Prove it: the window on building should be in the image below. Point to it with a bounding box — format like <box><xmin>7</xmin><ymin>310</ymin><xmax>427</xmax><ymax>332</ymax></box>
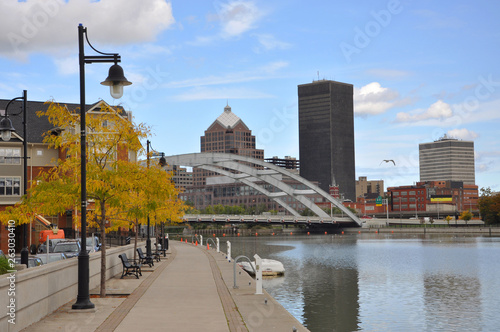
<box><xmin>0</xmin><ymin>148</ymin><xmax>21</xmax><ymax>165</ymax></box>
<box><xmin>0</xmin><ymin>177</ymin><xmax>21</xmax><ymax>196</ymax></box>
<box><xmin>409</xmin><ymin>191</ymin><xmax>416</xmax><ymax>195</ymax></box>
<box><xmin>393</xmin><ymin>192</ymin><xmax>399</xmax><ymax>196</ymax></box>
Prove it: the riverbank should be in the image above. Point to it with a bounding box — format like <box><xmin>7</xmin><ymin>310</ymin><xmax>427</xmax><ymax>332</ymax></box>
<box><xmin>343</xmin><ymin>226</ymin><xmax>500</xmax><ymax>235</ymax></box>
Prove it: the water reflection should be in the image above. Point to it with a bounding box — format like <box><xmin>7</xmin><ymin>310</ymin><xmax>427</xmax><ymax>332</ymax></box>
<box><xmin>227</xmin><ymin>234</ymin><xmax>500</xmax><ymax>332</ymax></box>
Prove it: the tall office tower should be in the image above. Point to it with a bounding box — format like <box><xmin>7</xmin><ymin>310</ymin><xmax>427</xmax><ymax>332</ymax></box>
<box><xmin>419</xmin><ymin>135</ymin><xmax>475</xmax><ymax>184</ymax></box>
<box><xmin>298</xmin><ymin>80</ymin><xmax>356</xmax><ymax>200</ymax></box>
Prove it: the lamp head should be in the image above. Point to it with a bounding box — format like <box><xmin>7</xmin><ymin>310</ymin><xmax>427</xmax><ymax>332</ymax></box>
<box><xmin>159</xmin><ymin>156</ymin><xmax>166</xmax><ymax>167</ymax></box>
<box><xmin>100</xmin><ymin>64</ymin><xmax>132</xmax><ymax>99</ymax></box>
<box><xmin>0</xmin><ymin>116</ymin><xmax>16</xmax><ymax>141</ymax></box>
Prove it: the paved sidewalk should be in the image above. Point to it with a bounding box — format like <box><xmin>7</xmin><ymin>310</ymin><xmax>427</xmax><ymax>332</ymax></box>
<box><xmin>21</xmin><ymin>241</ymin><xmax>308</xmax><ymax>332</ymax></box>
<box><xmin>114</xmin><ymin>243</ymin><xmax>230</xmax><ymax>332</ymax></box>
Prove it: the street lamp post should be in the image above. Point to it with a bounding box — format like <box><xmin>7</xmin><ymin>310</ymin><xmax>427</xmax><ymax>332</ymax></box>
<box><xmin>73</xmin><ymin>24</ymin><xmax>131</xmax><ymax>310</ymax></box>
<box><xmin>146</xmin><ymin>140</ymin><xmax>152</xmax><ymax>260</ymax></box>
<box><xmin>145</xmin><ymin>141</ymin><xmax>166</xmax><ymax>261</ymax></box>
<box><xmin>0</xmin><ymin>90</ymin><xmax>29</xmax><ymax>267</ymax></box>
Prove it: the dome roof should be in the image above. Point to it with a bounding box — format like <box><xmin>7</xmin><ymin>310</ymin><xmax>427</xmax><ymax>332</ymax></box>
<box><xmin>215</xmin><ymin>104</ymin><xmax>241</xmax><ymax>129</ymax></box>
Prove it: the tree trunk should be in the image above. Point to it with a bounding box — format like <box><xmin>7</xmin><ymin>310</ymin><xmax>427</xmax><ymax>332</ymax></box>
<box><xmin>134</xmin><ymin>219</ymin><xmax>138</xmax><ymax>261</ymax></box>
<box><xmin>100</xmin><ymin>201</ymin><xmax>107</xmax><ymax>298</ymax></box>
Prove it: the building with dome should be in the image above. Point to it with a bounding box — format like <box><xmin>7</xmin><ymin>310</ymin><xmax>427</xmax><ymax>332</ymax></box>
<box><xmin>193</xmin><ymin>104</ymin><xmax>264</xmax><ymax>187</ymax></box>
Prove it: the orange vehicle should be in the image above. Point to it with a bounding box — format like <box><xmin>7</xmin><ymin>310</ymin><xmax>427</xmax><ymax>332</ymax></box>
<box><xmin>39</xmin><ymin>229</ymin><xmax>65</xmax><ymax>244</ymax></box>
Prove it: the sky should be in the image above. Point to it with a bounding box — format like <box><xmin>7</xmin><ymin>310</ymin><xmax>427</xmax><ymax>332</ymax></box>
<box><xmin>1</xmin><ymin>0</ymin><xmax>499</xmax><ymax>192</ymax></box>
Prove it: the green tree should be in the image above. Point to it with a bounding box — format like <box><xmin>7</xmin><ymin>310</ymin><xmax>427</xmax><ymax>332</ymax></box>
<box><xmin>478</xmin><ymin>187</ymin><xmax>500</xmax><ymax>225</ymax></box>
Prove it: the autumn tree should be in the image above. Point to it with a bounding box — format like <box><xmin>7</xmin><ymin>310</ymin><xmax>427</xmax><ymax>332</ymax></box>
<box><xmin>460</xmin><ymin>210</ymin><xmax>473</xmax><ymax>225</ymax></box>
<box><xmin>1</xmin><ymin>101</ymin><xmax>184</xmax><ymax>297</ymax></box>
<box><xmin>478</xmin><ymin>187</ymin><xmax>500</xmax><ymax>225</ymax></box>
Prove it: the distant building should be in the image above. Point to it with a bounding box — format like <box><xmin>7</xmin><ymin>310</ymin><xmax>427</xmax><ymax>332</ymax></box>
<box><xmin>387</xmin><ymin>181</ymin><xmax>478</xmax><ymax>215</ymax></box>
<box><xmin>356</xmin><ymin>176</ymin><xmax>384</xmax><ymax>198</ymax></box>
<box><xmin>265</xmin><ymin>156</ymin><xmax>299</xmax><ymax>172</ymax></box>
<box><xmin>193</xmin><ymin>104</ymin><xmax>264</xmax><ymax>187</ymax></box>
<box><xmin>298</xmin><ymin>80</ymin><xmax>355</xmax><ymax>200</ymax></box>
<box><xmin>419</xmin><ymin>135</ymin><xmax>475</xmax><ymax>185</ymax></box>
<box><xmin>160</xmin><ymin>164</ymin><xmax>193</xmax><ymax>189</ymax></box>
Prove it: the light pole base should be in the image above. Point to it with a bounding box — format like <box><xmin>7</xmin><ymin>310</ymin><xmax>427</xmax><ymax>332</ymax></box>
<box><xmin>72</xmin><ymin>253</ymin><xmax>95</xmax><ymax>310</ymax></box>
<box><xmin>20</xmin><ymin>247</ymin><xmax>29</xmax><ymax>268</ymax></box>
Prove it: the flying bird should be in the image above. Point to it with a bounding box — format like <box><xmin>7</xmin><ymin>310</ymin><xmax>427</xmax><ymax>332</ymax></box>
<box><xmin>380</xmin><ymin>159</ymin><xmax>396</xmax><ymax>166</ymax></box>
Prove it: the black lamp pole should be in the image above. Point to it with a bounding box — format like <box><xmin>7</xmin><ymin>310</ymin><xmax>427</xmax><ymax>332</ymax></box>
<box><xmin>146</xmin><ymin>140</ymin><xmax>152</xmax><ymax>259</ymax></box>
<box><xmin>0</xmin><ymin>90</ymin><xmax>29</xmax><ymax>267</ymax></box>
<box><xmin>73</xmin><ymin>24</ymin><xmax>131</xmax><ymax>310</ymax></box>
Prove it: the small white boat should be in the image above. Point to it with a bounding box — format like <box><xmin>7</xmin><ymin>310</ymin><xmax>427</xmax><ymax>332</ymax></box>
<box><xmin>238</xmin><ymin>259</ymin><xmax>285</xmax><ymax>277</ymax></box>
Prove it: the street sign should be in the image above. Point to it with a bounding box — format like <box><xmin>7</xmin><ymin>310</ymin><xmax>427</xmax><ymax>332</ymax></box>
<box><xmin>376</xmin><ymin>196</ymin><xmax>383</xmax><ymax>206</ymax></box>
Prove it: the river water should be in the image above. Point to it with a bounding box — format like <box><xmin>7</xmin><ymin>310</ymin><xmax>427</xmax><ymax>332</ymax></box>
<box><xmin>226</xmin><ymin>233</ymin><xmax>500</xmax><ymax>332</ymax></box>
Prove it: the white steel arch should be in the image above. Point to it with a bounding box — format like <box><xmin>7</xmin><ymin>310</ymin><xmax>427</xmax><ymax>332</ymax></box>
<box><xmin>165</xmin><ymin>153</ymin><xmax>361</xmax><ymax>226</ymax></box>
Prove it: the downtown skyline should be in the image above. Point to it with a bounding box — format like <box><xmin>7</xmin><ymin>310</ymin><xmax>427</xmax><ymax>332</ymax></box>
<box><xmin>0</xmin><ymin>0</ymin><xmax>499</xmax><ymax>191</ymax></box>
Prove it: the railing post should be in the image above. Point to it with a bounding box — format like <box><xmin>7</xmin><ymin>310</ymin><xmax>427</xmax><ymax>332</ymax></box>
<box><xmin>254</xmin><ymin>254</ymin><xmax>263</xmax><ymax>295</ymax></box>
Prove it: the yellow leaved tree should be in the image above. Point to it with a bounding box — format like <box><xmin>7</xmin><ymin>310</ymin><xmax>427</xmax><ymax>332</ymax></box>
<box><xmin>1</xmin><ymin>101</ymin><xmax>185</xmax><ymax>297</ymax></box>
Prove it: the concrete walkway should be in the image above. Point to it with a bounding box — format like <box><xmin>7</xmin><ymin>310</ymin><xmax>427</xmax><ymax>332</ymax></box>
<box><xmin>22</xmin><ymin>241</ymin><xmax>308</xmax><ymax>332</ymax></box>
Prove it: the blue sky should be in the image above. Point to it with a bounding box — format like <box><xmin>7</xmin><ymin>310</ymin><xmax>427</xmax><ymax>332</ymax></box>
<box><xmin>1</xmin><ymin>0</ymin><xmax>499</xmax><ymax>191</ymax></box>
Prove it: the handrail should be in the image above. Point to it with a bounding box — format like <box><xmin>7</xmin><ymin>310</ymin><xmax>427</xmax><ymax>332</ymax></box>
<box><xmin>233</xmin><ymin>255</ymin><xmax>256</xmax><ymax>289</ymax></box>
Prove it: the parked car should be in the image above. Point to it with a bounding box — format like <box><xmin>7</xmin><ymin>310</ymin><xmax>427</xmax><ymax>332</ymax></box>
<box><xmin>82</xmin><ymin>236</ymin><xmax>101</xmax><ymax>252</ymax></box>
<box><xmin>14</xmin><ymin>256</ymin><xmax>43</xmax><ymax>268</ymax></box>
<box><xmin>53</xmin><ymin>240</ymin><xmax>81</xmax><ymax>258</ymax></box>
<box><xmin>38</xmin><ymin>238</ymin><xmax>66</xmax><ymax>253</ymax></box>
<box><xmin>35</xmin><ymin>253</ymin><xmax>68</xmax><ymax>264</ymax></box>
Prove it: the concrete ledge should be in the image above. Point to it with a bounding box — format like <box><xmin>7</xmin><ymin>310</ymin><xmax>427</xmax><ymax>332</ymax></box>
<box><xmin>0</xmin><ymin>241</ymin><xmax>145</xmax><ymax>332</ymax></box>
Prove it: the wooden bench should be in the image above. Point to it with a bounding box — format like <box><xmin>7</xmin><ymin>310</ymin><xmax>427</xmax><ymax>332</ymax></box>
<box><xmin>137</xmin><ymin>247</ymin><xmax>155</xmax><ymax>267</ymax></box>
<box><xmin>119</xmin><ymin>253</ymin><xmax>142</xmax><ymax>279</ymax></box>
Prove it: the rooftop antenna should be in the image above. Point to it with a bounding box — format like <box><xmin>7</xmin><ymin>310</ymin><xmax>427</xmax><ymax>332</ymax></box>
<box><xmin>317</xmin><ymin>71</ymin><xmax>320</xmax><ymax>81</ymax></box>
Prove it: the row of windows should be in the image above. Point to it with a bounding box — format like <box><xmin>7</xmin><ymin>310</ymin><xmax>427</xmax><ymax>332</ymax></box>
<box><xmin>0</xmin><ymin>148</ymin><xmax>21</xmax><ymax>165</ymax></box>
<box><xmin>393</xmin><ymin>190</ymin><xmax>425</xmax><ymax>196</ymax></box>
<box><xmin>0</xmin><ymin>177</ymin><xmax>21</xmax><ymax>196</ymax></box>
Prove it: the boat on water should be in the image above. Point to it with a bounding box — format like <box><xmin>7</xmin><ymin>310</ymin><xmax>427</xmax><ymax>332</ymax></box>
<box><xmin>238</xmin><ymin>259</ymin><xmax>285</xmax><ymax>277</ymax></box>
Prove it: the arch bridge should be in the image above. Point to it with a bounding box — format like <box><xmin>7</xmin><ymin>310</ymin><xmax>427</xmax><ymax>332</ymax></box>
<box><xmin>165</xmin><ymin>153</ymin><xmax>361</xmax><ymax>226</ymax></box>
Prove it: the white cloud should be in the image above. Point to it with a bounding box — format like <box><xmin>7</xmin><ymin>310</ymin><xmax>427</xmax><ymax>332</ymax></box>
<box><xmin>396</xmin><ymin>100</ymin><xmax>452</xmax><ymax>122</ymax></box>
<box><xmin>253</xmin><ymin>34</ymin><xmax>291</xmax><ymax>52</ymax></box>
<box><xmin>166</xmin><ymin>61</ymin><xmax>288</xmax><ymax>88</ymax></box>
<box><xmin>217</xmin><ymin>1</ymin><xmax>263</xmax><ymax>38</ymax></box>
<box><xmin>446</xmin><ymin>128</ymin><xmax>478</xmax><ymax>141</ymax></box>
<box><xmin>0</xmin><ymin>0</ymin><xmax>175</xmax><ymax>59</ymax></box>
<box><xmin>172</xmin><ymin>86</ymin><xmax>274</xmax><ymax>101</ymax></box>
<box><xmin>189</xmin><ymin>1</ymin><xmax>265</xmax><ymax>46</ymax></box>
<box><xmin>354</xmin><ymin>82</ymin><xmax>402</xmax><ymax>116</ymax></box>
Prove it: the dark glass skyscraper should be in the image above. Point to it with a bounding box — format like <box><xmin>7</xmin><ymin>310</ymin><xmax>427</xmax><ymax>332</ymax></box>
<box><xmin>298</xmin><ymin>80</ymin><xmax>356</xmax><ymax>200</ymax></box>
